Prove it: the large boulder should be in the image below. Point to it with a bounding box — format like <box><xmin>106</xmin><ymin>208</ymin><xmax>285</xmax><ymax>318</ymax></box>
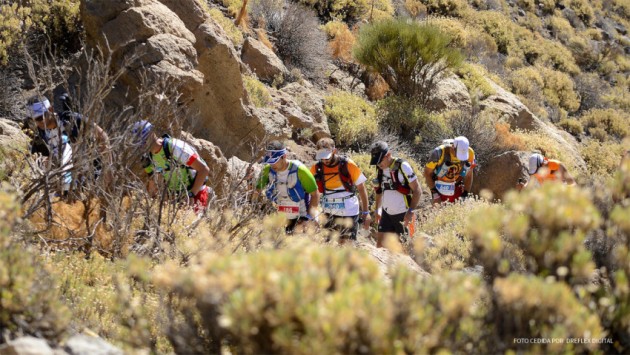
<box><xmin>472</xmin><ymin>150</ymin><xmax>530</xmax><ymax>200</ymax></box>
<box><xmin>427</xmin><ymin>75</ymin><xmax>472</xmax><ymax>113</ymax></box>
<box><xmin>241</xmin><ymin>37</ymin><xmax>289</xmax><ymax>82</ymax></box>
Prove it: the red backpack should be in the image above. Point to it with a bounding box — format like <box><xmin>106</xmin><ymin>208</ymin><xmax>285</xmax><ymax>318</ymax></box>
<box><xmin>314</xmin><ymin>156</ymin><xmax>356</xmax><ymax>195</ymax></box>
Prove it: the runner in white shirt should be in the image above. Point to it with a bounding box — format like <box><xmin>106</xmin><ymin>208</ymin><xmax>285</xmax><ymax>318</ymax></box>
<box><xmin>370</xmin><ymin>141</ymin><xmax>422</xmax><ymax>248</ymax></box>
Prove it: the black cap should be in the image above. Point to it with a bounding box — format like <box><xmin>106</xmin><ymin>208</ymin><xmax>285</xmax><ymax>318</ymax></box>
<box><xmin>370</xmin><ymin>141</ymin><xmax>388</xmax><ymax>165</ymax></box>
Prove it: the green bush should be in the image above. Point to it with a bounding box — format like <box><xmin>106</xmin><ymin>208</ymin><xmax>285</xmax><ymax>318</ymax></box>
<box><xmin>353</xmin><ymin>19</ymin><xmax>463</xmax><ymax>106</ymax></box>
<box><xmin>376</xmin><ymin>95</ymin><xmax>451</xmax><ymax>152</ymax></box>
<box><xmin>207</xmin><ymin>8</ymin><xmax>244</xmax><ymax>46</ymax></box>
<box><xmin>0</xmin><ymin>1</ymin><xmax>81</xmax><ymax>64</ymax></box>
<box><xmin>324</xmin><ymin>90</ymin><xmax>377</xmax><ymax>147</ymax></box>
<box><xmin>540</xmin><ymin>67</ymin><xmax>581</xmax><ymax>113</ymax></box>
<box><xmin>243</xmin><ymin>75</ymin><xmax>272</xmax><ymax>108</ymax></box>
<box><xmin>580</xmin><ymin>108</ymin><xmax>630</xmax><ymax>141</ymax></box>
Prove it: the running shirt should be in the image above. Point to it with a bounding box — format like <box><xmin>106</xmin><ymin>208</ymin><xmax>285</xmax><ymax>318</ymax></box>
<box><xmin>41</xmin><ymin>125</ymin><xmax>73</xmax><ymax>191</ymax></box>
<box><xmin>257</xmin><ymin>161</ymin><xmax>318</xmax><ymax>218</ymax></box>
<box><xmin>380</xmin><ymin>160</ymin><xmax>417</xmax><ymax>215</ymax></box>
<box><xmin>144</xmin><ymin>137</ymin><xmax>204</xmax><ymax>193</ymax></box>
<box><xmin>425</xmin><ymin>145</ymin><xmax>476</xmax><ymax>183</ymax></box>
<box><xmin>310</xmin><ymin>159</ymin><xmax>367</xmax><ymax>217</ymax></box>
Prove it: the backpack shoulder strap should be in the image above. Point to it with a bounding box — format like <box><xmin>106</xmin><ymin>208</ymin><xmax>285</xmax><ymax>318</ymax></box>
<box><xmin>162</xmin><ymin>135</ymin><xmax>172</xmax><ymax>160</ymax></box>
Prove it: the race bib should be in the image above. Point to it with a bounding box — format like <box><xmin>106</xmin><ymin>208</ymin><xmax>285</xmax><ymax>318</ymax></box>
<box><xmin>322</xmin><ymin>197</ymin><xmax>345</xmax><ymax>211</ymax></box>
<box><xmin>278</xmin><ymin>203</ymin><xmax>300</xmax><ymax>218</ymax></box>
<box><xmin>435</xmin><ymin>181</ymin><xmax>456</xmax><ymax>196</ymax></box>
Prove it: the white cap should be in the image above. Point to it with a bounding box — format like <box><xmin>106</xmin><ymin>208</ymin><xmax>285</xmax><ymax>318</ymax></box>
<box><xmin>28</xmin><ymin>98</ymin><xmax>51</xmax><ymax>118</ymax></box>
<box><xmin>442</xmin><ymin>139</ymin><xmax>454</xmax><ymax>146</ymax></box>
<box><xmin>529</xmin><ymin>153</ymin><xmax>544</xmax><ymax>175</ymax></box>
<box><xmin>454</xmin><ymin>136</ymin><xmax>469</xmax><ymax>161</ymax></box>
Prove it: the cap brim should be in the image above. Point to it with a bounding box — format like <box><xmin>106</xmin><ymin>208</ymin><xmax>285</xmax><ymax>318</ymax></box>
<box><xmin>316</xmin><ymin>150</ymin><xmax>333</xmax><ymax>160</ymax></box>
<box><xmin>369</xmin><ymin>154</ymin><xmax>381</xmax><ymax>166</ymax></box>
<box><xmin>264</xmin><ymin>157</ymin><xmax>281</xmax><ymax>165</ymax></box>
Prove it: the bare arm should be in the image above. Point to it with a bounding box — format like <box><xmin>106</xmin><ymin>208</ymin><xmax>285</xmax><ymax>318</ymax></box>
<box><xmin>308</xmin><ymin>190</ymin><xmax>320</xmax><ymax>219</ymax></box>
<box><xmin>408</xmin><ymin>179</ymin><xmax>422</xmax><ymax>210</ymax></box>
<box><xmin>464</xmin><ymin>169</ymin><xmax>474</xmax><ymax>192</ymax></box>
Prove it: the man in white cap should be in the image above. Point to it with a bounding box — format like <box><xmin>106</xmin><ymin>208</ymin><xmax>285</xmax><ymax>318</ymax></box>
<box><xmin>309</xmin><ymin>138</ymin><xmax>371</xmax><ymax>244</ymax></box>
<box><xmin>517</xmin><ymin>153</ymin><xmax>575</xmax><ymax>190</ymax></box>
<box><xmin>424</xmin><ymin>136</ymin><xmax>476</xmax><ymax>204</ymax></box>
<box><xmin>25</xmin><ymin>95</ymin><xmax>111</xmax><ymax>193</ymax></box>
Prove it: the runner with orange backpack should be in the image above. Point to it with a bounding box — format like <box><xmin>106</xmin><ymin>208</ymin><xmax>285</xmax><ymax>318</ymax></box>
<box><xmin>309</xmin><ymin>138</ymin><xmax>371</xmax><ymax>244</ymax></box>
<box><xmin>516</xmin><ymin>153</ymin><xmax>576</xmax><ymax>190</ymax></box>
<box><xmin>370</xmin><ymin>141</ymin><xmax>422</xmax><ymax>248</ymax></box>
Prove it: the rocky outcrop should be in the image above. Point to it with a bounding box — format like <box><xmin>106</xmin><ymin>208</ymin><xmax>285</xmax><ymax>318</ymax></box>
<box><xmin>472</xmin><ymin>150</ymin><xmax>530</xmax><ymax>200</ymax></box>
<box><xmin>241</xmin><ymin>38</ymin><xmax>289</xmax><ymax>82</ymax></box>
<box><xmin>81</xmin><ymin>0</ymin><xmax>281</xmax><ymax>160</ymax></box>
<box><xmin>0</xmin><ymin>118</ymin><xmax>28</xmax><ymax>147</ymax></box>
<box><xmin>326</xmin><ymin>63</ymin><xmax>365</xmax><ymax>96</ymax></box>
<box><xmin>274</xmin><ymin>81</ymin><xmax>330</xmax><ymax>143</ymax></box>
<box><xmin>63</xmin><ymin>334</ymin><xmax>123</xmax><ymax>355</ymax></box>
<box><xmin>480</xmin><ymin>81</ymin><xmax>540</xmax><ymax>131</ymax></box>
<box><xmin>356</xmin><ymin>239</ymin><xmax>430</xmax><ymax>280</ymax></box>
<box><xmin>0</xmin><ymin>337</ymin><xmax>54</xmax><ymax>355</ymax></box>
<box><xmin>427</xmin><ymin>75</ymin><xmax>472</xmax><ymax>113</ymax></box>
<box><xmin>479</xmin><ymin>80</ymin><xmax>586</xmax><ymax>175</ymax></box>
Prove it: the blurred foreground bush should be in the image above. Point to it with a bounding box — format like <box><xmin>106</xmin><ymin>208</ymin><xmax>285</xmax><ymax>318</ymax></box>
<box><xmin>153</xmin><ymin>244</ymin><xmax>488</xmax><ymax>353</ymax></box>
<box><xmin>0</xmin><ymin>190</ymin><xmax>70</xmax><ymax>343</ymax></box>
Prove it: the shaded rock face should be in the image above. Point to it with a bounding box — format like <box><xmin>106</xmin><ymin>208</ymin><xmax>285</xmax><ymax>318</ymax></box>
<box><xmin>81</xmin><ymin>0</ymin><xmax>268</xmax><ymax>160</ymax></box>
<box><xmin>472</xmin><ymin>150</ymin><xmax>530</xmax><ymax>200</ymax></box>
<box><xmin>427</xmin><ymin>75</ymin><xmax>472</xmax><ymax>113</ymax></box>
<box><xmin>241</xmin><ymin>38</ymin><xmax>289</xmax><ymax>82</ymax></box>
<box><xmin>275</xmin><ymin>81</ymin><xmax>330</xmax><ymax>143</ymax></box>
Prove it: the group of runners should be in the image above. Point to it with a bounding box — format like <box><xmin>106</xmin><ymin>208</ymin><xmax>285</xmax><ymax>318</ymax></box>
<box><xmin>25</xmin><ymin>94</ymin><xmax>583</xmax><ymax>247</ymax></box>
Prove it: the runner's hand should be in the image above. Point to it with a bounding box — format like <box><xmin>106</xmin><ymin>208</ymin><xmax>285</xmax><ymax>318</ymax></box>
<box><xmin>362</xmin><ymin>214</ymin><xmax>372</xmax><ymax>230</ymax></box>
<box><xmin>373</xmin><ymin>212</ymin><xmax>381</xmax><ymax>226</ymax></box>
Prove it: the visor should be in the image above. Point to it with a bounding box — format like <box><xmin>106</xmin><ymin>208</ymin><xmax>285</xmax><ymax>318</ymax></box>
<box><xmin>316</xmin><ymin>149</ymin><xmax>333</xmax><ymax>160</ymax></box>
<box><xmin>28</xmin><ymin>99</ymin><xmax>51</xmax><ymax>119</ymax></box>
<box><xmin>370</xmin><ymin>150</ymin><xmax>386</xmax><ymax>165</ymax></box>
<box><xmin>263</xmin><ymin>149</ymin><xmax>286</xmax><ymax>165</ymax></box>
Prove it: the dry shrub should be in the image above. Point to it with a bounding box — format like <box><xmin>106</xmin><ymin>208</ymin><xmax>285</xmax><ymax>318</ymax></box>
<box><xmin>580</xmin><ymin>108</ymin><xmax>630</xmax><ymax>141</ymax></box>
<box><xmin>493</xmin><ymin>122</ymin><xmax>527</xmax><ymax>151</ymax></box>
<box><xmin>323</xmin><ymin>21</ymin><xmax>356</xmax><ymax>63</ymax></box>
<box><xmin>416</xmin><ymin>198</ymin><xmax>491</xmax><ymax>273</ymax></box>
<box><xmin>539</xmin><ymin>67</ymin><xmax>580</xmax><ymax>113</ymax></box>
<box><xmin>404</xmin><ymin>0</ymin><xmax>428</xmax><ymax>17</ymax></box>
<box><xmin>363</xmin><ymin>71</ymin><xmax>390</xmax><ymax>100</ymax></box>
<box><xmin>581</xmin><ymin>139</ymin><xmax>625</xmax><ymax>177</ymax></box>
<box><xmin>456</xmin><ymin>62</ymin><xmax>496</xmax><ymax>98</ymax></box>
<box><xmin>153</xmin><ymin>244</ymin><xmax>489</xmax><ymax>353</ymax></box>
<box><xmin>510</xmin><ymin>66</ymin><xmax>543</xmax><ymax>96</ymax></box>
<box><xmin>557</xmin><ymin>117</ymin><xmax>584</xmax><ymax>136</ymax></box>
<box><xmin>254</xmin><ymin>28</ymin><xmax>273</xmax><ymax>50</ymax></box>
<box><xmin>272</xmin><ymin>4</ymin><xmax>330</xmax><ymax>81</ymax></box>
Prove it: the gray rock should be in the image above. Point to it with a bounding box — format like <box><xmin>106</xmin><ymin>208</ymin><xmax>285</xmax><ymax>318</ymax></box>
<box><xmin>472</xmin><ymin>150</ymin><xmax>530</xmax><ymax>200</ymax></box>
<box><xmin>64</xmin><ymin>335</ymin><xmax>122</xmax><ymax>355</ymax></box>
<box><xmin>427</xmin><ymin>75</ymin><xmax>472</xmax><ymax>113</ymax></box>
<box><xmin>0</xmin><ymin>337</ymin><xmax>54</xmax><ymax>355</ymax></box>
